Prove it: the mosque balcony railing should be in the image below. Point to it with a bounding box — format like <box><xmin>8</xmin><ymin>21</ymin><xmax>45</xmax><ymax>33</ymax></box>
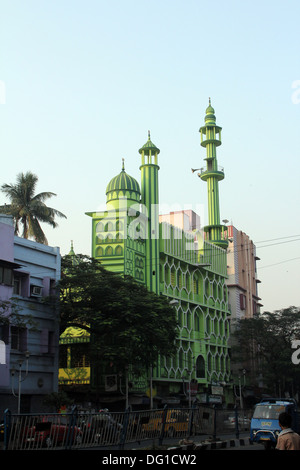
<box><xmin>197</xmin><ymin>166</ymin><xmax>224</xmax><ymax>181</ymax></box>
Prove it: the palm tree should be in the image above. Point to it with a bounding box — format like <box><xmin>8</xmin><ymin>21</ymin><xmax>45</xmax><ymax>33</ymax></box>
<box><xmin>0</xmin><ymin>171</ymin><xmax>67</xmax><ymax>244</ymax></box>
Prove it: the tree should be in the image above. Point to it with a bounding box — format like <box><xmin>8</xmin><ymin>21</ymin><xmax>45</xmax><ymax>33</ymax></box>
<box><xmin>231</xmin><ymin>306</ymin><xmax>300</xmax><ymax>396</ymax></box>
<box><xmin>0</xmin><ymin>298</ymin><xmax>38</xmax><ymax>331</ymax></box>
<box><xmin>43</xmin><ymin>391</ymin><xmax>74</xmax><ymax>412</ymax></box>
<box><xmin>0</xmin><ymin>171</ymin><xmax>66</xmax><ymax>244</ymax></box>
<box><xmin>58</xmin><ymin>254</ymin><xmax>178</xmax><ymax>375</ymax></box>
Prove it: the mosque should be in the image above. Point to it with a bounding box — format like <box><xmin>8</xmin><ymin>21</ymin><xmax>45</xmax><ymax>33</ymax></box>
<box><xmin>59</xmin><ymin>101</ymin><xmax>233</xmax><ymax>408</ymax></box>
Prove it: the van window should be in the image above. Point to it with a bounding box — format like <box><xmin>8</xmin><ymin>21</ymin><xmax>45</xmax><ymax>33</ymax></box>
<box><xmin>253</xmin><ymin>405</ymin><xmax>285</xmax><ymax>420</ymax></box>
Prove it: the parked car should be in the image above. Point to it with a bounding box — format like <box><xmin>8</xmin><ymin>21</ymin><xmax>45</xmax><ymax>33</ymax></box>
<box><xmin>26</xmin><ymin>418</ymin><xmax>82</xmax><ymax>448</ymax></box>
<box><xmin>142</xmin><ymin>410</ymin><xmax>189</xmax><ymax>437</ymax></box>
<box><xmin>79</xmin><ymin>411</ymin><xmax>123</xmax><ymax>444</ymax></box>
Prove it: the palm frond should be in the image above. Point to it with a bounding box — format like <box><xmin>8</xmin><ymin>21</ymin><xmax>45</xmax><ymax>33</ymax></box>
<box><xmin>0</xmin><ymin>171</ymin><xmax>67</xmax><ymax>243</ymax></box>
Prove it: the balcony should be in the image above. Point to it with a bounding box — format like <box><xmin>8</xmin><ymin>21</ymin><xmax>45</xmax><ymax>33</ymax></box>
<box><xmin>197</xmin><ymin>166</ymin><xmax>225</xmax><ymax>182</ymax></box>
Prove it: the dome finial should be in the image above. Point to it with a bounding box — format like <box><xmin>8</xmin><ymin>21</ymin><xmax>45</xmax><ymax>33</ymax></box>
<box><xmin>148</xmin><ymin>130</ymin><xmax>151</xmax><ymax>140</ymax></box>
<box><xmin>122</xmin><ymin>158</ymin><xmax>125</xmax><ymax>171</ymax></box>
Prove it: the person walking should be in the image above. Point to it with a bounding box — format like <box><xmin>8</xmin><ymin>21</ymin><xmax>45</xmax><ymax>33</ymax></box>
<box><xmin>276</xmin><ymin>412</ymin><xmax>300</xmax><ymax>450</ymax></box>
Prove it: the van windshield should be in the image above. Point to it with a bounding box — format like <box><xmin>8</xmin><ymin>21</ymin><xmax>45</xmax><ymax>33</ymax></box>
<box><xmin>253</xmin><ymin>405</ymin><xmax>286</xmax><ymax>420</ymax></box>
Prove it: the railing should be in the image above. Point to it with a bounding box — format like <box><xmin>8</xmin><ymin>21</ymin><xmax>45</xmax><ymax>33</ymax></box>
<box><xmin>1</xmin><ymin>405</ymin><xmax>251</xmax><ymax>450</ymax></box>
<box><xmin>198</xmin><ymin>166</ymin><xmax>224</xmax><ymax>175</ymax></box>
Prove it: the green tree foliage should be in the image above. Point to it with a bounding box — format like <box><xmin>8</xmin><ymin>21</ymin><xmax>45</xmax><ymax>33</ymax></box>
<box><xmin>0</xmin><ymin>171</ymin><xmax>66</xmax><ymax>244</ymax></box>
<box><xmin>0</xmin><ymin>298</ymin><xmax>38</xmax><ymax>331</ymax></box>
<box><xmin>58</xmin><ymin>254</ymin><xmax>178</xmax><ymax>375</ymax></box>
<box><xmin>231</xmin><ymin>306</ymin><xmax>300</xmax><ymax>396</ymax></box>
<box><xmin>43</xmin><ymin>391</ymin><xmax>74</xmax><ymax>412</ymax></box>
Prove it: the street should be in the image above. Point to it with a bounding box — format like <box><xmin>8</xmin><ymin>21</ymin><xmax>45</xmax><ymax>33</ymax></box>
<box><xmin>217</xmin><ymin>442</ymin><xmax>264</xmax><ymax>450</ymax></box>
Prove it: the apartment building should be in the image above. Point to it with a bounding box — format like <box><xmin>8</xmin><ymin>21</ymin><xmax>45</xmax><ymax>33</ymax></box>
<box><xmin>226</xmin><ymin>225</ymin><xmax>262</xmax><ymax>320</ymax></box>
<box><xmin>0</xmin><ymin>215</ymin><xmax>61</xmax><ymax>414</ymax></box>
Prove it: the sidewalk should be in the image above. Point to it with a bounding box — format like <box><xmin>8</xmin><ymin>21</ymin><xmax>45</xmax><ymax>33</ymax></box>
<box><xmin>129</xmin><ymin>432</ymin><xmax>253</xmax><ymax>451</ymax></box>
<box><xmin>175</xmin><ymin>434</ymin><xmax>253</xmax><ymax>450</ymax></box>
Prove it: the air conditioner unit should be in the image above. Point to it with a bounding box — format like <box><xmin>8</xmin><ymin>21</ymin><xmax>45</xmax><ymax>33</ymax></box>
<box><xmin>31</xmin><ymin>285</ymin><xmax>42</xmax><ymax>297</ymax></box>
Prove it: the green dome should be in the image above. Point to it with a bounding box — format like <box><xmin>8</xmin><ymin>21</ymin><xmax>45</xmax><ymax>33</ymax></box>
<box><xmin>106</xmin><ymin>159</ymin><xmax>141</xmax><ymax>204</ymax></box>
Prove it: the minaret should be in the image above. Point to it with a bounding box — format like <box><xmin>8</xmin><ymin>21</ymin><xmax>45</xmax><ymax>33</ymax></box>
<box><xmin>139</xmin><ymin>131</ymin><xmax>160</xmax><ymax>293</ymax></box>
<box><xmin>199</xmin><ymin>99</ymin><xmax>228</xmax><ymax>249</ymax></box>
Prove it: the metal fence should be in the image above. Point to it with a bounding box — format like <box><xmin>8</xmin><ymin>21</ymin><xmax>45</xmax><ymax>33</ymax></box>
<box><xmin>1</xmin><ymin>405</ymin><xmax>251</xmax><ymax>450</ymax></box>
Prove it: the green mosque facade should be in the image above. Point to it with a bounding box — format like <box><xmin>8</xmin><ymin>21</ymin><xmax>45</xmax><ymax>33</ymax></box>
<box><xmin>84</xmin><ymin>101</ymin><xmax>232</xmax><ymax>406</ymax></box>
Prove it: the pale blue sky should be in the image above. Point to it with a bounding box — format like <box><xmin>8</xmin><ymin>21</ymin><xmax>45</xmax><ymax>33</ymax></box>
<box><xmin>0</xmin><ymin>0</ymin><xmax>299</xmax><ymax>312</ymax></box>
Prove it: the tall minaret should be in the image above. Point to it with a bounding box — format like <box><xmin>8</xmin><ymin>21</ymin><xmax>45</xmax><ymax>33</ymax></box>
<box><xmin>139</xmin><ymin>131</ymin><xmax>160</xmax><ymax>293</ymax></box>
<box><xmin>199</xmin><ymin>99</ymin><xmax>228</xmax><ymax>249</ymax></box>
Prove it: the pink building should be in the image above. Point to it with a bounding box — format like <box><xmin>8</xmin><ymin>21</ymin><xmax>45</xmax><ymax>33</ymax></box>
<box><xmin>226</xmin><ymin>225</ymin><xmax>262</xmax><ymax>320</ymax></box>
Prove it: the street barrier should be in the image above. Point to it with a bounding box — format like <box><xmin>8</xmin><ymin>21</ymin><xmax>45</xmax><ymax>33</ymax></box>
<box><xmin>1</xmin><ymin>405</ymin><xmax>251</xmax><ymax>450</ymax></box>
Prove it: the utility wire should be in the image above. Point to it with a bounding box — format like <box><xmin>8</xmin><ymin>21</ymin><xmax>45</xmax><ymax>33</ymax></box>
<box><xmin>255</xmin><ymin>234</ymin><xmax>300</xmax><ymax>244</ymax></box>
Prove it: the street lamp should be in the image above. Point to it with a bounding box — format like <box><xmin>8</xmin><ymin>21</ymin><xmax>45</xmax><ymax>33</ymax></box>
<box><xmin>11</xmin><ymin>350</ymin><xmax>30</xmax><ymax>414</ymax></box>
<box><xmin>181</xmin><ymin>369</ymin><xmax>193</xmax><ymax>408</ymax></box>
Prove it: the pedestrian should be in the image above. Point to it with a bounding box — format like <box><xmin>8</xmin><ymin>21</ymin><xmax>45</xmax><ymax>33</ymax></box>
<box><xmin>276</xmin><ymin>412</ymin><xmax>300</xmax><ymax>450</ymax></box>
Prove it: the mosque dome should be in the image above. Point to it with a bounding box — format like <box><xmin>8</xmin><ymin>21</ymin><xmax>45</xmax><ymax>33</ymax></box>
<box><xmin>106</xmin><ymin>159</ymin><xmax>141</xmax><ymax>204</ymax></box>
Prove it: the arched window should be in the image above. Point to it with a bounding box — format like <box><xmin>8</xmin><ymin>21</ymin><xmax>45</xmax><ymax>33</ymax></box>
<box><xmin>96</xmin><ymin>221</ymin><xmax>104</xmax><ymax>233</ymax></box>
<box><xmin>96</xmin><ymin>234</ymin><xmax>104</xmax><ymax>244</ymax></box>
<box><xmin>105</xmin><ymin>246</ymin><xmax>113</xmax><ymax>256</ymax></box>
<box><xmin>96</xmin><ymin>246</ymin><xmax>103</xmax><ymax>257</ymax></box>
<box><xmin>105</xmin><ymin>234</ymin><xmax>113</xmax><ymax>243</ymax></box>
<box><xmin>196</xmin><ymin>355</ymin><xmax>206</xmax><ymax>378</ymax></box>
<box><xmin>116</xmin><ymin>220</ymin><xmax>123</xmax><ymax>231</ymax></box>
<box><xmin>115</xmin><ymin>245</ymin><xmax>123</xmax><ymax>256</ymax></box>
<box><xmin>104</xmin><ymin>222</ymin><xmax>113</xmax><ymax>232</ymax></box>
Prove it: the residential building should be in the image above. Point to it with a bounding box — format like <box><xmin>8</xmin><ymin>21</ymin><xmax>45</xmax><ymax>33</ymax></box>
<box><xmin>226</xmin><ymin>224</ymin><xmax>263</xmax><ymax>405</ymax></box>
<box><xmin>0</xmin><ymin>214</ymin><xmax>61</xmax><ymax>414</ymax></box>
<box><xmin>226</xmin><ymin>225</ymin><xmax>262</xmax><ymax>320</ymax></box>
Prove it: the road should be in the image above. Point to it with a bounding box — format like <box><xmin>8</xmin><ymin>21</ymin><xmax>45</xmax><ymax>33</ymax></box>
<box><xmin>217</xmin><ymin>442</ymin><xmax>264</xmax><ymax>450</ymax></box>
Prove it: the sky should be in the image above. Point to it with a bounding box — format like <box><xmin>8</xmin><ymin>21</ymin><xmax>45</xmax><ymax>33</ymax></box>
<box><xmin>0</xmin><ymin>0</ymin><xmax>299</xmax><ymax>313</ymax></box>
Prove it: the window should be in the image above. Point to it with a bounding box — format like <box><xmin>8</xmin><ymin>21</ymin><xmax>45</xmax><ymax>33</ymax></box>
<box><xmin>12</xmin><ymin>271</ymin><xmax>30</xmax><ymax>297</ymax></box>
<box><xmin>104</xmin><ymin>222</ymin><xmax>113</xmax><ymax>232</ymax></box>
<box><xmin>40</xmin><ymin>329</ymin><xmax>55</xmax><ymax>354</ymax></box>
<box><xmin>13</xmin><ymin>278</ymin><xmax>21</xmax><ymax>295</ymax></box>
<box><xmin>105</xmin><ymin>246</ymin><xmax>113</xmax><ymax>256</ymax></box>
<box><xmin>194</xmin><ymin>277</ymin><xmax>199</xmax><ymax>295</ymax></box>
<box><xmin>196</xmin><ymin>355</ymin><xmax>206</xmax><ymax>378</ymax></box>
<box><xmin>0</xmin><ymin>266</ymin><xmax>13</xmax><ymax>286</ymax></box>
<box><xmin>0</xmin><ymin>340</ymin><xmax>5</xmax><ymax>364</ymax></box>
<box><xmin>115</xmin><ymin>245</ymin><xmax>123</xmax><ymax>256</ymax></box>
<box><xmin>240</xmin><ymin>293</ymin><xmax>246</xmax><ymax>310</ymax></box>
<box><xmin>195</xmin><ymin>314</ymin><xmax>200</xmax><ymax>331</ymax></box>
<box><xmin>0</xmin><ymin>325</ymin><xmax>9</xmax><ymax>344</ymax></box>
<box><xmin>11</xmin><ymin>326</ymin><xmax>27</xmax><ymax>351</ymax></box>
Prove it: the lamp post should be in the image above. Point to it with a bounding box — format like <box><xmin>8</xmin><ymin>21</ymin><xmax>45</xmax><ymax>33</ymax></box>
<box><xmin>11</xmin><ymin>351</ymin><xmax>30</xmax><ymax>414</ymax></box>
<box><xmin>125</xmin><ymin>364</ymin><xmax>129</xmax><ymax>409</ymax></box>
<box><xmin>187</xmin><ymin>369</ymin><xmax>192</xmax><ymax>408</ymax></box>
<box><xmin>238</xmin><ymin>375</ymin><xmax>244</xmax><ymax>411</ymax></box>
